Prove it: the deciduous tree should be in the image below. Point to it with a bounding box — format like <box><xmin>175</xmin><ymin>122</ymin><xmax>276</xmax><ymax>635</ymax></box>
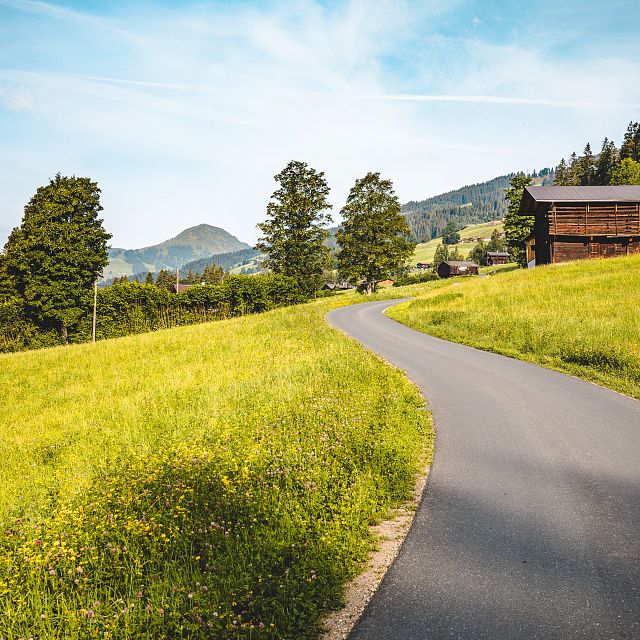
<box><xmin>610</xmin><ymin>158</ymin><xmax>640</xmax><ymax>185</ymax></box>
<box><xmin>256</xmin><ymin>160</ymin><xmax>332</xmax><ymax>295</ymax></box>
<box><xmin>337</xmin><ymin>172</ymin><xmax>414</xmax><ymax>293</ymax></box>
<box><xmin>3</xmin><ymin>173</ymin><xmax>111</xmax><ymax>342</ymax></box>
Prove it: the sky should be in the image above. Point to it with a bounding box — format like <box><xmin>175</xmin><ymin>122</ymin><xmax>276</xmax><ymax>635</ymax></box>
<box><xmin>1</xmin><ymin>0</ymin><xmax>639</xmax><ymax>248</ymax></box>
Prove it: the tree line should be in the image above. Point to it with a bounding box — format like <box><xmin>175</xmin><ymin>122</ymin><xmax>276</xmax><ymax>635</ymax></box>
<box><xmin>554</xmin><ymin>121</ymin><xmax>640</xmax><ymax>186</ymax></box>
<box><xmin>0</xmin><ymin>162</ymin><xmax>415</xmax><ymax>351</ymax></box>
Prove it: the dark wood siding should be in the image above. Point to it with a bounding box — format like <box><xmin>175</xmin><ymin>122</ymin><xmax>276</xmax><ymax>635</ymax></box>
<box><xmin>549</xmin><ymin>203</ymin><xmax>640</xmax><ymax>236</ymax></box>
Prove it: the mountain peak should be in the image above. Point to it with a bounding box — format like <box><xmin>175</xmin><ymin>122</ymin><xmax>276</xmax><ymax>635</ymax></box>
<box><xmin>104</xmin><ymin>223</ymin><xmax>251</xmax><ymax>281</ymax></box>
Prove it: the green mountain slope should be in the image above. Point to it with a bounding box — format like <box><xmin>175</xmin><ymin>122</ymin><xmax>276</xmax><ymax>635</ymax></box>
<box><xmin>104</xmin><ymin>224</ymin><xmax>250</xmax><ymax>280</ymax></box>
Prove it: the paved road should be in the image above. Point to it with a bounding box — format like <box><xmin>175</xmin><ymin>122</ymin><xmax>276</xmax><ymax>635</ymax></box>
<box><xmin>328</xmin><ymin>300</ymin><xmax>640</xmax><ymax>640</ymax></box>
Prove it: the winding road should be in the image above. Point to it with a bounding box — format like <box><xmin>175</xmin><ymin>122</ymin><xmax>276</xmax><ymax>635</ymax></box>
<box><xmin>328</xmin><ymin>300</ymin><xmax>640</xmax><ymax>640</ymax></box>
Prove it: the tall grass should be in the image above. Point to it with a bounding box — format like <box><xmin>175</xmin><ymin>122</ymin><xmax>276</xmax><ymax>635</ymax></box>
<box><xmin>0</xmin><ymin>295</ymin><xmax>433</xmax><ymax>638</ymax></box>
<box><xmin>387</xmin><ymin>255</ymin><xmax>640</xmax><ymax>399</ymax></box>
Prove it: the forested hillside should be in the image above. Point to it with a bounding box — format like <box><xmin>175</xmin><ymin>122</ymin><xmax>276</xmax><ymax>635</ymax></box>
<box><xmin>402</xmin><ymin>171</ymin><xmax>552</xmax><ymax>242</ymax></box>
<box><xmin>114</xmin><ymin>247</ymin><xmax>263</xmax><ymax>284</ymax></box>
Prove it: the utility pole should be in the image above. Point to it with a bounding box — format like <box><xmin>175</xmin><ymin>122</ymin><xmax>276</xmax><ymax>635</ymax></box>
<box><xmin>92</xmin><ymin>282</ymin><xmax>98</xmax><ymax>343</ymax></box>
<box><xmin>176</xmin><ymin>269</ymin><xmax>179</xmax><ymax>292</ymax></box>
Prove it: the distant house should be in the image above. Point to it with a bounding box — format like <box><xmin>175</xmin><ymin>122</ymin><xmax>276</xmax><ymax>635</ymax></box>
<box><xmin>174</xmin><ymin>283</ymin><xmax>194</xmax><ymax>293</ymax></box>
<box><xmin>520</xmin><ymin>185</ymin><xmax>640</xmax><ymax>267</ymax></box>
<box><xmin>321</xmin><ymin>281</ymin><xmax>354</xmax><ymax>291</ymax></box>
<box><xmin>416</xmin><ymin>262</ymin><xmax>432</xmax><ymax>270</ymax></box>
<box><xmin>486</xmin><ymin>251</ymin><xmax>510</xmax><ymax>266</ymax></box>
<box><xmin>437</xmin><ymin>260</ymin><xmax>479</xmax><ymax>278</ymax></box>
<box><xmin>377</xmin><ymin>279</ymin><xmax>395</xmax><ymax>287</ymax></box>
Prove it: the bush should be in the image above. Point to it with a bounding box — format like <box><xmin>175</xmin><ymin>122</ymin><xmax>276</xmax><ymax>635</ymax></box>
<box><xmin>393</xmin><ymin>272</ymin><xmax>440</xmax><ymax>287</ymax></box>
<box><xmin>2</xmin><ymin>275</ymin><xmax>308</xmax><ymax>351</ymax></box>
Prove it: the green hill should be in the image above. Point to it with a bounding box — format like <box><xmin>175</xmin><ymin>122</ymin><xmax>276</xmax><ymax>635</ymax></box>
<box><xmin>388</xmin><ymin>254</ymin><xmax>640</xmax><ymax>399</ymax></box>
<box><xmin>0</xmin><ymin>294</ymin><xmax>432</xmax><ymax>638</ymax></box>
<box><xmin>412</xmin><ymin>220</ymin><xmax>504</xmax><ymax>265</ymax></box>
<box><xmin>103</xmin><ymin>224</ymin><xmax>251</xmax><ymax>281</ymax></box>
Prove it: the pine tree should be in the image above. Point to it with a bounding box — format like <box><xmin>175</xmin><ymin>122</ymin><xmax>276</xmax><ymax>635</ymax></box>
<box><xmin>2</xmin><ymin>173</ymin><xmax>111</xmax><ymax>342</ymax></box>
<box><xmin>155</xmin><ymin>269</ymin><xmax>175</xmax><ymax>292</ymax></box>
<box><xmin>503</xmin><ymin>174</ymin><xmax>533</xmax><ymax>268</ymax></box>
<box><xmin>595</xmin><ymin>138</ymin><xmax>618</xmax><ymax>185</ymax></box>
<box><xmin>256</xmin><ymin>160</ymin><xmax>333</xmax><ymax>295</ymax></box>
<box><xmin>336</xmin><ymin>172</ymin><xmax>414</xmax><ymax>293</ymax></box>
<box><xmin>202</xmin><ymin>263</ymin><xmax>224</xmax><ymax>285</ymax></box>
<box><xmin>554</xmin><ymin>158</ymin><xmax>570</xmax><ymax>185</ymax></box>
<box><xmin>145</xmin><ymin>272</ymin><xmax>154</xmax><ymax>285</ymax></box>
<box><xmin>568</xmin><ymin>152</ymin><xmax>579</xmax><ymax>185</ymax></box>
<box><xmin>578</xmin><ymin>143</ymin><xmax>596</xmax><ymax>186</ymax></box>
<box><xmin>620</xmin><ymin>121</ymin><xmax>640</xmax><ymax>162</ymax></box>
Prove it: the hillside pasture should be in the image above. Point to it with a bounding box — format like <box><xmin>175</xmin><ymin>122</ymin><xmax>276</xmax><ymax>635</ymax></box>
<box><xmin>0</xmin><ymin>295</ymin><xmax>433</xmax><ymax>639</ymax></box>
<box><xmin>412</xmin><ymin>220</ymin><xmax>503</xmax><ymax>265</ymax></box>
<box><xmin>388</xmin><ymin>254</ymin><xmax>640</xmax><ymax>399</ymax></box>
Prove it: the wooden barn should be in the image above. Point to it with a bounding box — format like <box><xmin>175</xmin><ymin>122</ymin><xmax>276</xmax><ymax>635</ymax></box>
<box><xmin>521</xmin><ymin>185</ymin><xmax>640</xmax><ymax>267</ymax></box>
<box><xmin>437</xmin><ymin>260</ymin><xmax>479</xmax><ymax>278</ymax></box>
<box><xmin>486</xmin><ymin>251</ymin><xmax>510</xmax><ymax>266</ymax></box>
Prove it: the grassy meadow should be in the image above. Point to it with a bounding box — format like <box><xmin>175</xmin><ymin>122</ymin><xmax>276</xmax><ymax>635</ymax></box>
<box><xmin>0</xmin><ymin>294</ymin><xmax>433</xmax><ymax>638</ymax></box>
<box><xmin>411</xmin><ymin>220</ymin><xmax>503</xmax><ymax>265</ymax></box>
<box><xmin>387</xmin><ymin>254</ymin><xmax>640</xmax><ymax>399</ymax></box>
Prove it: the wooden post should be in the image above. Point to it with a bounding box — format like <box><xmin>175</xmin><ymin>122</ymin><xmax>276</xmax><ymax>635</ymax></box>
<box><xmin>92</xmin><ymin>282</ymin><xmax>98</xmax><ymax>343</ymax></box>
<box><xmin>176</xmin><ymin>269</ymin><xmax>179</xmax><ymax>292</ymax></box>
<box><xmin>585</xmin><ymin>204</ymin><xmax>589</xmax><ymax>236</ymax></box>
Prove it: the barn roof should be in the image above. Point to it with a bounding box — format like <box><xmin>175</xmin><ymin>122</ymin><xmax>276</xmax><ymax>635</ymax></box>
<box><xmin>442</xmin><ymin>261</ymin><xmax>478</xmax><ymax>267</ymax></box>
<box><xmin>524</xmin><ymin>185</ymin><xmax>640</xmax><ymax>203</ymax></box>
<box><xmin>486</xmin><ymin>251</ymin><xmax>509</xmax><ymax>257</ymax></box>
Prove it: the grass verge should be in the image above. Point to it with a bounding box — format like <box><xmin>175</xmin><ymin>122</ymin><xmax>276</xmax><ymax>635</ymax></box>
<box><xmin>0</xmin><ymin>293</ymin><xmax>433</xmax><ymax>639</ymax></box>
<box><xmin>387</xmin><ymin>255</ymin><xmax>640</xmax><ymax>400</ymax></box>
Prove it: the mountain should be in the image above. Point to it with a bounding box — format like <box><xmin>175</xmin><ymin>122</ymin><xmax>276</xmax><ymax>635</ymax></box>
<box><xmin>103</xmin><ymin>224</ymin><xmax>251</xmax><ymax>281</ymax></box>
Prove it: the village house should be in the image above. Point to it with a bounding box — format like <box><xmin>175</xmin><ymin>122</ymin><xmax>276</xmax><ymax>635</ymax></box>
<box><xmin>486</xmin><ymin>251</ymin><xmax>510</xmax><ymax>266</ymax></box>
<box><xmin>437</xmin><ymin>260</ymin><xmax>479</xmax><ymax>278</ymax></box>
<box><xmin>416</xmin><ymin>262</ymin><xmax>432</xmax><ymax>270</ymax></box>
<box><xmin>521</xmin><ymin>185</ymin><xmax>640</xmax><ymax>267</ymax></box>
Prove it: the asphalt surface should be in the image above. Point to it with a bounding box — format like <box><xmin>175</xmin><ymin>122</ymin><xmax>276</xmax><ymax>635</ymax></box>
<box><xmin>327</xmin><ymin>300</ymin><xmax>640</xmax><ymax>640</ymax></box>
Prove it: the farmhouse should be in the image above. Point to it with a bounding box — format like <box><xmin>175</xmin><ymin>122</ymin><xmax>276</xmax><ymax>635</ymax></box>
<box><xmin>437</xmin><ymin>260</ymin><xmax>479</xmax><ymax>278</ymax></box>
<box><xmin>521</xmin><ymin>185</ymin><xmax>640</xmax><ymax>267</ymax></box>
<box><xmin>416</xmin><ymin>262</ymin><xmax>432</xmax><ymax>270</ymax></box>
<box><xmin>486</xmin><ymin>251</ymin><xmax>510</xmax><ymax>266</ymax></box>
<box><xmin>174</xmin><ymin>283</ymin><xmax>194</xmax><ymax>293</ymax></box>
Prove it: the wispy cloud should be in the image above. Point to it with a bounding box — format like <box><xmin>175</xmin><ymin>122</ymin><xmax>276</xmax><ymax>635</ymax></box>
<box><xmin>1</xmin><ymin>0</ymin><xmax>639</xmax><ymax>248</ymax></box>
<box><xmin>0</xmin><ymin>0</ymin><xmax>106</xmax><ymax>24</ymax></box>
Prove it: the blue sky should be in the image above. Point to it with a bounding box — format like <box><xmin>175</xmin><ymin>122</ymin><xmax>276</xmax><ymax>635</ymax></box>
<box><xmin>1</xmin><ymin>0</ymin><xmax>639</xmax><ymax>247</ymax></box>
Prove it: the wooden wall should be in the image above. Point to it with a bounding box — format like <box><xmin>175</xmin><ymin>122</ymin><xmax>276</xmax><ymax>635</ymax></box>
<box><xmin>549</xmin><ymin>203</ymin><xmax>640</xmax><ymax>237</ymax></box>
<box><xmin>551</xmin><ymin>237</ymin><xmax>640</xmax><ymax>263</ymax></box>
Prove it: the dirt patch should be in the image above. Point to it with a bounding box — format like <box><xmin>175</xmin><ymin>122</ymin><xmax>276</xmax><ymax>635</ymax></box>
<box><xmin>320</xmin><ymin>466</ymin><xmax>430</xmax><ymax>640</ymax></box>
